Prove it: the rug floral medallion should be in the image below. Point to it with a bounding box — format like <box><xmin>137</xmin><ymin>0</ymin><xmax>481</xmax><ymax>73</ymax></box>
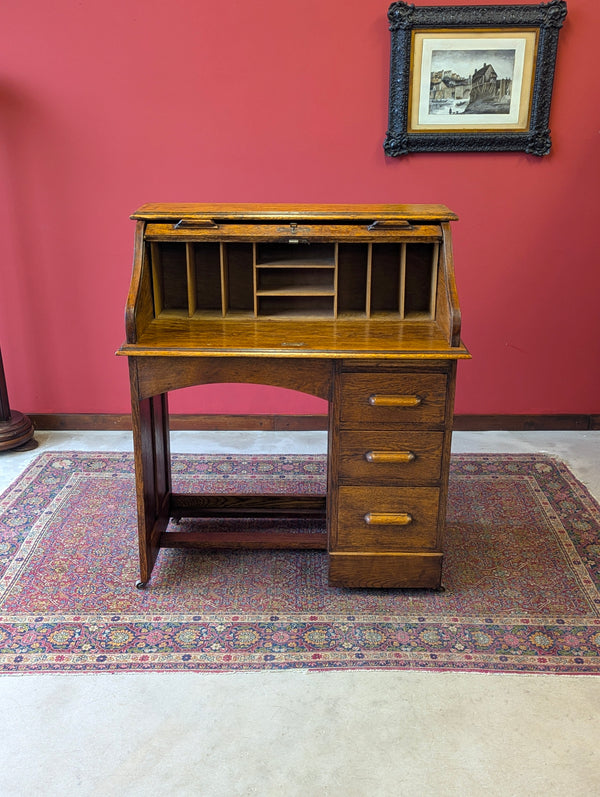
<box><xmin>1</xmin><ymin>452</ymin><xmax>599</xmax><ymax>675</ymax></box>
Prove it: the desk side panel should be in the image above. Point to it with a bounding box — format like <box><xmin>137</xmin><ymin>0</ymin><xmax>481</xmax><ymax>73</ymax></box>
<box><xmin>436</xmin><ymin>222</ymin><xmax>462</xmax><ymax>349</ymax></box>
<box><xmin>125</xmin><ymin>221</ymin><xmax>154</xmax><ymax>344</ymax></box>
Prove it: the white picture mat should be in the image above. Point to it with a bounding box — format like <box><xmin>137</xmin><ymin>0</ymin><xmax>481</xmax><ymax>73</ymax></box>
<box><xmin>412</xmin><ymin>32</ymin><xmax>534</xmax><ymax>130</ymax></box>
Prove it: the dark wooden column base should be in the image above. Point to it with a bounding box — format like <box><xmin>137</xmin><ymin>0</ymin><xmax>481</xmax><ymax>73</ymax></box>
<box><xmin>0</xmin><ymin>411</ymin><xmax>36</xmax><ymax>452</ymax></box>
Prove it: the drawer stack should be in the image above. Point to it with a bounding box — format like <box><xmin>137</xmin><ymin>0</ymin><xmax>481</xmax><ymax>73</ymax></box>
<box><xmin>328</xmin><ymin>363</ymin><xmax>455</xmax><ymax>588</ymax></box>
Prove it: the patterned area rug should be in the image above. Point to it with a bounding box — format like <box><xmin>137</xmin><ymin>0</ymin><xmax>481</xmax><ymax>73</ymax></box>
<box><xmin>1</xmin><ymin>452</ymin><xmax>599</xmax><ymax>674</ymax></box>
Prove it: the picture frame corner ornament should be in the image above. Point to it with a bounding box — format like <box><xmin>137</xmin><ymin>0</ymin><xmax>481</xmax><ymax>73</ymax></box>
<box><xmin>384</xmin><ymin>131</ymin><xmax>409</xmax><ymax>157</ymax></box>
<box><xmin>525</xmin><ymin>128</ymin><xmax>552</xmax><ymax>157</ymax></box>
<box><xmin>541</xmin><ymin>0</ymin><xmax>568</xmax><ymax>29</ymax></box>
<box><xmin>388</xmin><ymin>2</ymin><xmax>415</xmax><ymax>31</ymax></box>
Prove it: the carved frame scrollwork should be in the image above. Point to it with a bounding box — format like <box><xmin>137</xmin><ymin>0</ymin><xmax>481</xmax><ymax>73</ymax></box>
<box><xmin>384</xmin><ymin>1</ymin><xmax>567</xmax><ymax>156</ymax></box>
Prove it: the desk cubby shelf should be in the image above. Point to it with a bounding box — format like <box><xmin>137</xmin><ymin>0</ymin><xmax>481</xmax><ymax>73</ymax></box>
<box><xmin>147</xmin><ymin>233</ymin><xmax>441</xmax><ymax>321</ymax></box>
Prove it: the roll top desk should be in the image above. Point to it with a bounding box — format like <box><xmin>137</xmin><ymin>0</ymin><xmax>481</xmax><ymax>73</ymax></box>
<box><xmin>118</xmin><ymin>203</ymin><xmax>469</xmax><ymax>589</ymax></box>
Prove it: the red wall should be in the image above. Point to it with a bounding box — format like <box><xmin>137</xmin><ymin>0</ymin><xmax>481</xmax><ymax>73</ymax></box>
<box><xmin>1</xmin><ymin>0</ymin><xmax>598</xmax><ymax>417</ymax></box>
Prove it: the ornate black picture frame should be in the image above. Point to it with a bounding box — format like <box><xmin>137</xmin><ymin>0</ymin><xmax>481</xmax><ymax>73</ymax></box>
<box><xmin>384</xmin><ymin>1</ymin><xmax>567</xmax><ymax>156</ymax></box>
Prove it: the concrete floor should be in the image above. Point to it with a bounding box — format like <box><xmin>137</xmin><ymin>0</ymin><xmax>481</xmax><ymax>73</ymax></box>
<box><xmin>1</xmin><ymin>430</ymin><xmax>599</xmax><ymax>796</ymax></box>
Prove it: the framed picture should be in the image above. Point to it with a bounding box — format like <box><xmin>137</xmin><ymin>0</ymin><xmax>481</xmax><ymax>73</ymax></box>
<box><xmin>384</xmin><ymin>1</ymin><xmax>567</xmax><ymax>156</ymax></box>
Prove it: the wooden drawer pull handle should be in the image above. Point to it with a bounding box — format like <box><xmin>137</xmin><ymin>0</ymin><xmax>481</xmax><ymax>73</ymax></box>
<box><xmin>364</xmin><ymin>512</ymin><xmax>413</xmax><ymax>526</ymax></box>
<box><xmin>365</xmin><ymin>450</ymin><xmax>416</xmax><ymax>463</ymax></box>
<box><xmin>368</xmin><ymin>394</ymin><xmax>422</xmax><ymax>408</ymax></box>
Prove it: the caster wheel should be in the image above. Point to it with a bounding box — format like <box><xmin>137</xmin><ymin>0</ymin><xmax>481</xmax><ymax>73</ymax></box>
<box><xmin>435</xmin><ymin>584</ymin><xmax>446</xmax><ymax>593</ymax></box>
<box><xmin>135</xmin><ymin>580</ymin><xmax>147</xmax><ymax>589</ymax></box>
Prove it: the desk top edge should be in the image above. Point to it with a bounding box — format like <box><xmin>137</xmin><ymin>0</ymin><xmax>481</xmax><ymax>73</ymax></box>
<box><xmin>131</xmin><ymin>203</ymin><xmax>459</xmax><ymax>222</ymax></box>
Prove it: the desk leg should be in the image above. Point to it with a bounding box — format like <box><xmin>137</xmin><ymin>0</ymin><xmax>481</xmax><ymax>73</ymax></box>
<box><xmin>131</xmin><ymin>387</ymin><xmax>172</xmax><ymax>586</ymax></box>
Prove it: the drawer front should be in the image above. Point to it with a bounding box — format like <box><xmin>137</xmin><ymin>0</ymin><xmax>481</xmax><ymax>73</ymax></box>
<box><xmin>339</xmin><ymin>372</ymin><xmax>447</xmax><ymax>427</ymax></box>
<box><xmin>338</xmin><ymin>430</ymin><xmax>443</xmax><ymax>484</ymax></box>
<box><xmin>328</xmin><ymin>552</ymin><xmax>443</xmax><ymax>589</ymax></box>
<box><xmin>335</xmin><ymin>486</ymin><xmax>440</xmax><ymax>551</ymax></box>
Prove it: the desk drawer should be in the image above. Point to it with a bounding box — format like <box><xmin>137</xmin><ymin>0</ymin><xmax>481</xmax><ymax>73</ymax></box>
<box><xmin>338</xmin><ymin>430</ymin><xmax>443</xmax><ymax>484</ymax></box>
<box><xmin>339</xmin><ymin>372</ymin><xmax>447</xmax><ymax>427</ymax></box>
<box><xmin>335</xmin><ymin>486</ymin><xmax>440</xmax><ymax>551</ymax></box>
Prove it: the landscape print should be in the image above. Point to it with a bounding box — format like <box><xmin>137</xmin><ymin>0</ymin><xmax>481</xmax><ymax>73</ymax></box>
<box><xmin>429</xmin><ymin>48</ymin><xmax>516</xmax><ymax>116</ymax></box>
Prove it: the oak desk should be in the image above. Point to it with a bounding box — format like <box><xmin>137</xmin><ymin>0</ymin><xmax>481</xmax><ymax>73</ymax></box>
<box><xmin>118</xmin><ymin>203</ymin><xmax>469</xmax><ymax>589</ymax></box>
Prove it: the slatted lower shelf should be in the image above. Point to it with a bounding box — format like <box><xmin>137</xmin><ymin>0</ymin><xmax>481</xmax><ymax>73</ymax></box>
<box><xmin>161</xmin><ymin>493</ymin><xmax>329</xmax><ymax>550</ymax></box>
<box><xmin>170</xmin><ymin>492</ymin><xmax>327</xmax><ymax>518</ymax></box>
<box><xmin>160</xmin><ymin>529</ymin><xmax>328</xmax><ymax>550</ymax></box>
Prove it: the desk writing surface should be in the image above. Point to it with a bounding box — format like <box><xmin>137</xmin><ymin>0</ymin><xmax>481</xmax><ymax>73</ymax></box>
<box><xmin>119</xmin><ymin>318</ymin><xmax>469</xmax><ymax>359</ymax></box>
